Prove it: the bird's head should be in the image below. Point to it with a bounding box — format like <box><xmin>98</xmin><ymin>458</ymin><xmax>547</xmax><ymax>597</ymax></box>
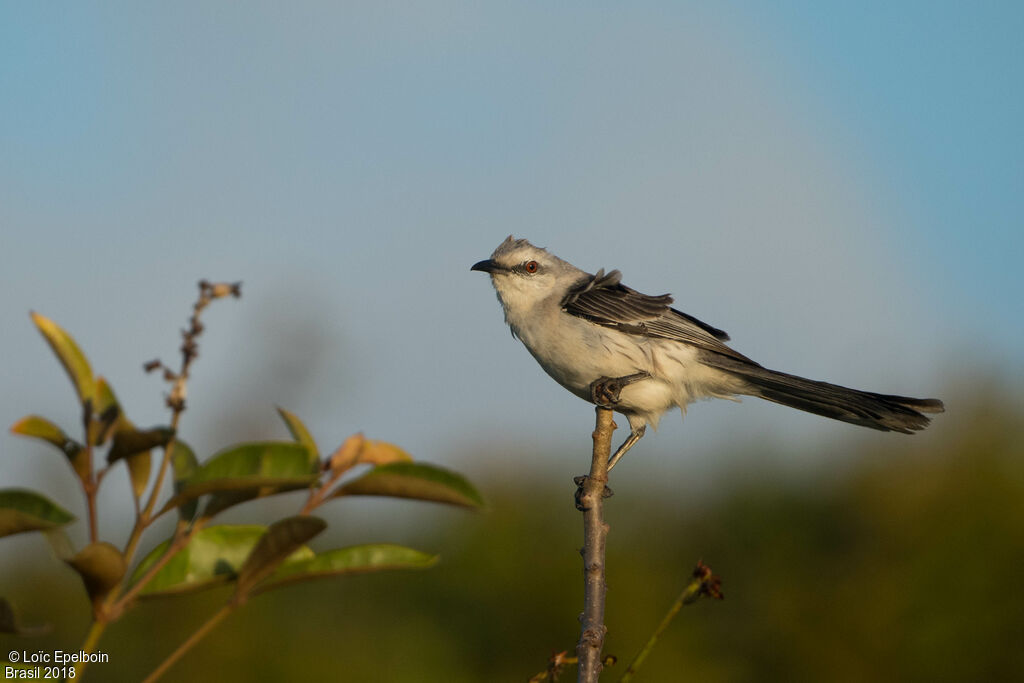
<box><xmin>471</xmin><ymin>236</ymin><xmax>582</xmax><ymax>316</ymax></box>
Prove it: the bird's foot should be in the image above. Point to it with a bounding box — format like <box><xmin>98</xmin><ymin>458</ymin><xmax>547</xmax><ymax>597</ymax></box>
<box><xmin>574</xmin><ymin>475</ymin><xmax>614</xmax><ymax>511</ymax></box>
<box><xmin>590</xmin><ymin>378</ymin><xmax>623</xmax><ymax>406</ymax></box>
<box><xmin>589</xmin><ymin>372</ymin><xmax>650</xmax><ymax>407</ymax></box>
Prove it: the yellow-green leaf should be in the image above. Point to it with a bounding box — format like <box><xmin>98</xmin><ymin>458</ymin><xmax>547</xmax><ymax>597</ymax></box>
<box><xmin>358</xmin><ymin>440</ymin><xmax>413</xmax><ymax>467</ymax></box>
<box><xmin>30</xmin><ymin>312</ymin><xmax>96</xmax><ymax>405</ymax></box>
<box><xmin>326</xmin><ymin>435</ymin><xmax>411</xmax><ymax>475</ymax></box>
<box><xmin>330</xmin><ymin>462</ymin><xmax>485</xmax><ymax>509</ymax></box>
<box><xmin>126</xmin><ymin>452</ymin><xmax>152</xmax><ymax>503</ymax></box>
<box><xmin>92</xmin><ymin>376</ymin><xmax>123</xmax><ymax>445</ymax></box>
<box><xmin>66</xmin><ymin>542</ymin><xmax>126</xmax><ymax>604</ymax></box>
<box><xmin>276</xmin><ymin>407</ymin><xmax>318</xmax><ymax>465</ymax></box>
<box><xmin>0</xmin><ymin>489</ymin><xmax>76</xmax><ymax>538</ymax></box>
<box><xmin>10</xmin><ymin>415</ymin><xmax>73</xmax><ymax>450</ymax></box>
<box><xmin>235</xmin><ymin>516</ymin><xmax>326</xmax><ymax>595</ymax></box>
<box><xmin>9</xmin><ymin>416</ymin><xmax>87</xmax><ymax>481</ymax></box>
<box><xmin>94</xmin><ymin>376</ymin><xmax>119</xmax><ymax>414</ymax></box>
<box><xmin>254</xmin><ymin>544</ymin><xmax>438</xmax><ymax>595</ymax></box>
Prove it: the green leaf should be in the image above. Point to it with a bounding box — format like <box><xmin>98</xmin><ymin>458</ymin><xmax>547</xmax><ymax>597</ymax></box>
<box><xmin>92</xmin><ymin>376</ymin><xmax>122</xmax><ymax>445</ymax></box>
<box><xmin>106</xmin><ymin>425</ymin><xmax>172</xmax><ymax>501</ymax></box>
<box><xmin>0</xmin><ymin>489</ymin><xmax>76</xmax><ymax>538</ymax></box>
<box><xmin>235</xmin><ymin>516</ymin><xmax>326</xmax><ymax>595</ymax></box>
<box><xmin>170</xmin><ymin>441</ymin><xmax>200</xmax><ymax>522</ymax></box>
<box><xmin>30</xmin><ymin>312</ymin><xmax>96</xmax><ymax>405</ymax></box>
<box><xmin>255</xmin><ymin>544</ymin><xmax>438</xmax><ymax>594</ymax></box>
<box><xmin>0</xmin><ymin>597</ymin><xmax>50</xmax><ymax>636</ymax></box>
<box><xmin>66</xmin><ymin>542</ymin><xmax>126</xmax><ymax>604</ymax></box>
<box><xmin>107</xmin><ymin>427</ymin><xmax>174</xmax><ymax>463</ymax></box>
<box><xmin>131</xmin><ymin>525</ymin><xmax>314</xmax><ymax>597</ymax></box>
<box><xmin>276</xmin><ymin>407</ymin><xmax>319</xmax><ymax>465</ymax></box>
<box><xmin>42</xmin><ymin>528</ymin><xmax>74</xmax><ymax>561</ymax></box>
<box><xmin>330</xmin><ymin>462</ymin><xmax>485</xmax><ymax>509</ymax></box>
<box><xmin>177</xmin><ymin>442</ymin><xmax>317</xmax><ymax>501</ymax></box>
<box><xmin>158</xmin><ymin>441</ymin><xmax>318</xmax><ymax>517</ymax></box>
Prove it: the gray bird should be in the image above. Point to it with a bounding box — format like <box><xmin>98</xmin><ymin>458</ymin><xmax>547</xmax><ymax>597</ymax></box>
<box><xmin>472</xmin><ymin>236</ymin><xmax>944</xmax><ymax>470</ymax></box>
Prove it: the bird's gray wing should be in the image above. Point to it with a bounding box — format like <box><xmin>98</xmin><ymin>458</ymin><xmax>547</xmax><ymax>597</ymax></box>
<box><xmin>561</xmin><ymin>269</ymin><xmax>755</xmax><ymax>363</ymax></box>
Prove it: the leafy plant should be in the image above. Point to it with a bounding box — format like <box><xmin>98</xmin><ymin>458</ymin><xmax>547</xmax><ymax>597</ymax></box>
<box><xmin>2</xmin><ymin>281</ymin><xmax>483</xmax><ymax>681</ymax></box>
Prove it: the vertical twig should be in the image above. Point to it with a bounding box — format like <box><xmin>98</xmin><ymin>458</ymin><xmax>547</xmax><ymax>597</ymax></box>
<box><xmin>84</xmin><ymin>479</ymin><xmax>99</xmax><ymax>543</ymax></box>
<box><xmin>619</xmin><ymin>560</ymin><xmax>723</xmax><ymax>682</ymax></box>
<box><xmin>577</xmin><ymin>406</ymin><xmax>615</xmax><ymax>682</ymax></box>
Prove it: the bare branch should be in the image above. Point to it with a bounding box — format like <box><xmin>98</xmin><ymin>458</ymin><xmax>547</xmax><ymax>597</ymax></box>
<box><xmin>576</xmin><ymin>406</ymin><xmax>615</xmax><ymax>682</ymax></box>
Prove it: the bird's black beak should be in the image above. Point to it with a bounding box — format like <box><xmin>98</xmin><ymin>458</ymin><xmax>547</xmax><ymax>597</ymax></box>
<box><xmin>471</xmin><ymin>259</ymin><xmax>501</xmax><ymax>274</ymax></box>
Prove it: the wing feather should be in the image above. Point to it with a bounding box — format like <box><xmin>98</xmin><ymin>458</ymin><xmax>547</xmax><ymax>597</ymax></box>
<box><xmin>562</xmin><ymin>270</ymin><xmax>754</xmax><ymax>363</ymax></box>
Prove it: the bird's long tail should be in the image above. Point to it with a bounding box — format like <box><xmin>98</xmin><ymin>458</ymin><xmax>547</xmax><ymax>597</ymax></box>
<box><xmin>701</xmin><ymin>355</ymin><xmax>944</xmax><ymax>433</ymax></box>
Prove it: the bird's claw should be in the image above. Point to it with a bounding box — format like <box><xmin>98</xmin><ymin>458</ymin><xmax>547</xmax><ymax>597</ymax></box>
<box><xmin>590</xmin><ymin>377</ymin><xmax>623</xmax><ymax>406</ymax></box>
<box><xmin>590</xmin><ymin>372</ymin><xmax>651</xmax><ymax>407</ymax></box>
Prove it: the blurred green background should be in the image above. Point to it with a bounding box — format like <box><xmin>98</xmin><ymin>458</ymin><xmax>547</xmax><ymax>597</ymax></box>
<box><xmin>3</xmin><ymin>380</ymin><xmax>1021</xmax><ymax>682</ymax></box>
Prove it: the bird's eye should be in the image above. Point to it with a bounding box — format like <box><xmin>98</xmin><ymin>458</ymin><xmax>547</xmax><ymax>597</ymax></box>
<box><xmin>524</xmin><ymin>260</ymin><xmax>539</xmax><ymax>274</ymax></box>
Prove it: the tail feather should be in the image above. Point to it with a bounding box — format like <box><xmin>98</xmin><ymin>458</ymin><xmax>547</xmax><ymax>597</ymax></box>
<box><xmin>702</xmin><ymin>355</ymin><xmax>944</xmax><ymax>434</ymax></box>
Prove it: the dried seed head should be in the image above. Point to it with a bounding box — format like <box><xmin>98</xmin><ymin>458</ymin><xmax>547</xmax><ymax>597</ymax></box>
<box><xmin>209</xmin><ymin>281</ymin><xmax>242</xmax><ymax>299</ymax></box>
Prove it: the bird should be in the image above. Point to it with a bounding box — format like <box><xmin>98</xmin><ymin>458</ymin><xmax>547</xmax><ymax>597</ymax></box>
<box><xmin>471</xmin><ymin>236</ymin><xmax>944</xmax><ymax>470</ymax></box>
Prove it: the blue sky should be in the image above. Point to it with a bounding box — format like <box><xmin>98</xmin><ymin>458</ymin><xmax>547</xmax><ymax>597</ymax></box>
<box><xmin>2</xmin><ymin>3</ymin><xmax>1021</xmax><ymax>514</ymax></box>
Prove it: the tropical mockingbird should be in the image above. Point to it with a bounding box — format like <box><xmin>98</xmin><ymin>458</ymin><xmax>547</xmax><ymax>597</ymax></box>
<box><xmin>472</xmin><ymin>236</ymin><xmax>944</xmax><ymax>470</ymax></box>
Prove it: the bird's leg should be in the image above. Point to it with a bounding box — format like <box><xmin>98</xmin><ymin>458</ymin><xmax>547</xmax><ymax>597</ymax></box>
<box><xmin>589</xmin><ymin>371</ymin><xmax>651</xmax><ymax>406</ymax></box>
<box><xmin>607</xmin><ymin>425</ymin><xmax>646</xmax><ymax>472</ymax></box>
<box><xmin>576</xmin><ymin>378</ymin><xmax>650</xmax><ymax>508</ymax></box>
